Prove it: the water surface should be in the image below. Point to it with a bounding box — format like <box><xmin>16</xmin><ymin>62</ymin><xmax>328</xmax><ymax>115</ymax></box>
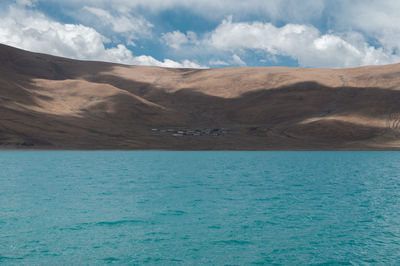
<box><xmin>1</xmin><ymin>151</ymin><xmax>400</xmax><ymax>264</ymax></box>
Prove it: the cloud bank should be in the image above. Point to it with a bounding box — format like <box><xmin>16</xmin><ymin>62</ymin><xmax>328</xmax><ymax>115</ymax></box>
<box><xmin>162</xmin><ymin>16</ymin><xmax>399</xmax><ymax>68</ymax></box>
<box><xmin>0</xmin><ymin>5</ymin><xmax>205</xmax><ymax>68</ymax></box>
<box><xmin>1</xmin><ymin>0</ymin><xmax>400</xmax><ymax>68</ymax></box>
<box><xmin>206</xmin><ymin>17</ymin><xmax>397</xmax><ymax>68</ymax></box>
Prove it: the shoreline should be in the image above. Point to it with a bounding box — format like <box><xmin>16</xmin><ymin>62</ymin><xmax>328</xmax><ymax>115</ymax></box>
<box><xmin>1</xmin><ymin>146</ymin><xmax>400</xmax><ymax>151</ymax></box>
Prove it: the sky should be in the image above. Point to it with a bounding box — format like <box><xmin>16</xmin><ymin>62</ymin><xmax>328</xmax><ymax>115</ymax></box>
<box><xmin>1</xmin><ymin>0</ymin><xmax>400</xmax><ymax>69</ymax></box>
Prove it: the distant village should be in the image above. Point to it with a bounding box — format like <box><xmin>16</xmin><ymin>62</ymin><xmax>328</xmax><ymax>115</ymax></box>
<box><xmin>150</xmin><ymin>128</ymin><xmax>231</xmax><ymax>137</ymax></box>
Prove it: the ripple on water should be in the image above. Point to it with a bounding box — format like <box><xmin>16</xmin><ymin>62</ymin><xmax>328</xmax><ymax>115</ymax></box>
<box><xmin>212</xmin><ymin>240</ymin><xmax>253</xmax><ymax>246</ymax></box>
<box><xmin>95</xmin><ymin>219</ymin><xmax>145</xmax><ymax>226</ymax></box>
<box><xmin>1</xmin><ymin>151</ymin><xmax>400</xmax><ymax>264</ymax></box>
<box><xmin>160</xmin><ymin>210</ymin><xmax>186</xmax><ymax>216</ymax></box>
<box><xmin>103</xmin><ymin>257</ymin><xmax>120</xmax><ymax>263</ymax></box>
<box><xmin>0</xmin><ymin>256</ymin><xmax>25</xmax><ymax>262</ymax></box>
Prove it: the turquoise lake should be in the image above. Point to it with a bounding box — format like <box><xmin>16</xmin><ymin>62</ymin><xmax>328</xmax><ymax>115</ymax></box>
<box><xmin>1</xmin><ymin>151</ymin><xmax>400</xmax><ymax>264</ymax></box>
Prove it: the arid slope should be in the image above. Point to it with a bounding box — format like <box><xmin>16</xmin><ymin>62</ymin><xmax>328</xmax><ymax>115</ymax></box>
<box><xmin>1</xmin><ymin>43</ymin><xmax>400</xmax><ymax>149</ymax></box>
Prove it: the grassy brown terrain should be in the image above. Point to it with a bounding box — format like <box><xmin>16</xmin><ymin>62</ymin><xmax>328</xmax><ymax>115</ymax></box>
<box><xmin>1</xmin><ymin>43</ymin><xmax>400</xmax><ymax>150</ymax></box>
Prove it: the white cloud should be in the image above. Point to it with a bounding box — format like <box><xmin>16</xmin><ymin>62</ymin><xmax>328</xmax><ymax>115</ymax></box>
<box><xmin>205</xmin><ymin>17</ymin><xmax>399</xmax><ymax>68</ymax></box>
<box><xmin>0</xmin><ymin>7</ymin><xmax>113</xmax><ymax>61</ymax></box>
<box><xmin>210</xmin><ymin>54</ymin><xmax>246</xmax><ymax>67</ymax></box>
<box><xmin>159</xmin><ymin>15</ymin><xmax>400</xmax><ymax>68</ymax></box>
<box><xmin>16</xmin><ymin>0</ymin><xmax>37</xmax><ymax>7</ymax></box>
<box><xmin>209</xmin><ymin>60</ymin><xmax>229</xmax><ymax>66</ymax></box>
<box><xmin>162</xmin><ymin>30</ymin><xmax>198</xmax><ymax>49</ymax></box>
<box><xmin>0</xmin><ymin>6</ymin><xmax>205</xmax><ymax>68</ymax></box>
<box><xmin>39</xmin><ymin>0</ymin><xmax>400</xmax><ymax>50</ymax></box>
<box><xmin>83</xmin><ymin>6</ymin><xmax>153</xmax><ymax>45</ymax></box>
<box><xmin>332</xmin><ymin>0</ymin><xmax>400</xmax><ymax>55</ymax></box>
<box><xmin>132</xmin><ymin>56</ymin><xmax>205</xmax><ymax>68</ymax></box>
<box><xmin>40</xmin><ymin>0</ymin><xmax>326</xmax><ymax>22</ymax></box>
<box><xmin>4</xmin><ymin>0</ymin><xmax>400</xmax><ymax>68</ymax></box>
<box><xmin>232</xmin><ymin>54</ymin><xmax>246</xmax><ymax>66</ymax></box>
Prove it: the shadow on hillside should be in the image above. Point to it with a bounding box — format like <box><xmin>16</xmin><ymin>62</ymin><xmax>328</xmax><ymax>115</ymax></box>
<box><xmin>2</xmin><ymin>44</ymin><xmax>400</xmax><ymax>148</ymax></box>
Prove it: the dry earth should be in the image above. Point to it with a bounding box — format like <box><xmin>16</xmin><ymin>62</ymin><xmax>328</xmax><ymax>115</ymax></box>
<box><xmin>1</xmin><ymin>43</ymin><xmax>400</xmax><ymax>150</ymax></box>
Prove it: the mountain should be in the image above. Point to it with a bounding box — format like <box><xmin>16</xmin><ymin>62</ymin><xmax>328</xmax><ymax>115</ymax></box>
<box><xmin>1</xmin><ymin>43</ymin><xmax>400</xmax><ymax>150</ymax></box>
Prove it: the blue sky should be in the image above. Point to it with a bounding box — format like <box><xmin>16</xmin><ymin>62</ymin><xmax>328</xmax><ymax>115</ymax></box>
<box><xmin>1</xmin><ymin>0</ymin><xmax>400</xmax><ymax>68</ymax></box>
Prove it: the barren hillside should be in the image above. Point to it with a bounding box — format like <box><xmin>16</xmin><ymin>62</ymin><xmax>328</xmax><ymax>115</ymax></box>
<box><xmin>1</xmin><ymin>43</ymin><xmax>400</xmax><ymax>149</ymax></box>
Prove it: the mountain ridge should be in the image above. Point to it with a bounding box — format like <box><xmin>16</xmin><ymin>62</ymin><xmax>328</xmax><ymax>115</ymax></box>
<box><xmin>1</xmin><ymin>43</ymin><xmax>400</xmax><ymax>150</ymax></box>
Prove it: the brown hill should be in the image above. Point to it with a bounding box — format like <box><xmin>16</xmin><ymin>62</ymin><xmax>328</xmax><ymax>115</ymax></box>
<box><xmin>1</xmin><ymin>43</ymin><xmax>400</xmax><ymax>150</ymax></box>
